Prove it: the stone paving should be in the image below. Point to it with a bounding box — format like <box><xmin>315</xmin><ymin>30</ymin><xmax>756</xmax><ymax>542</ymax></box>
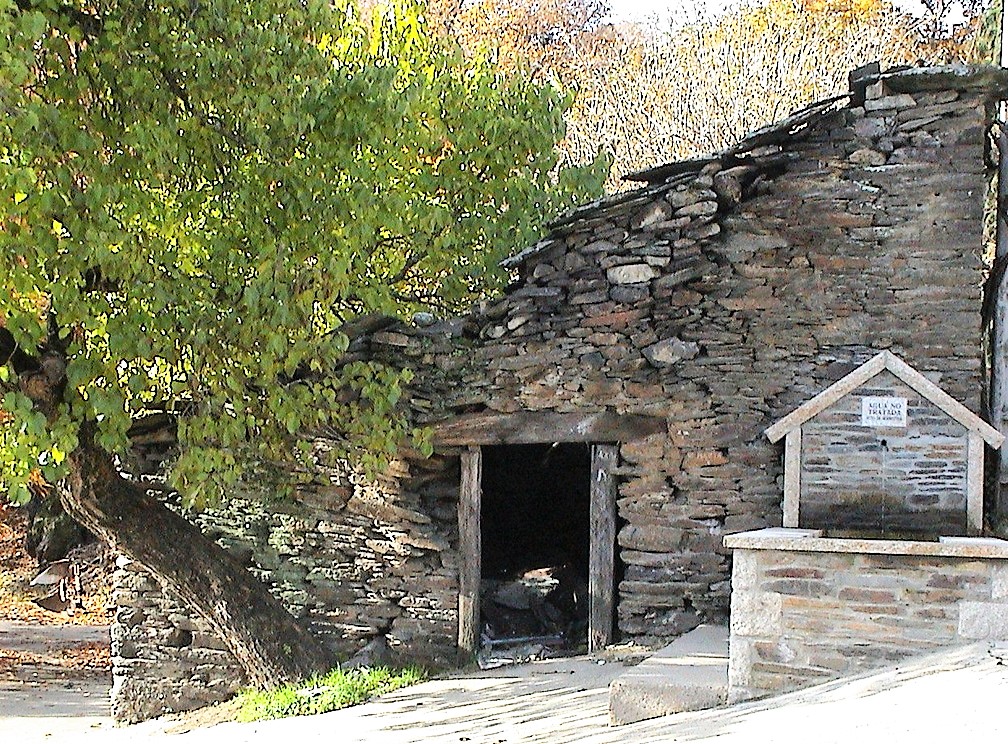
<box><xmin>126</xmin><ymin>644</ymin><xmax>1006</xmax><ymax>744</ymax></box>
<box><xmin>5</xmin><ymin>630</ymin><xmax>1008</xmax><ymax>744</ymax></box>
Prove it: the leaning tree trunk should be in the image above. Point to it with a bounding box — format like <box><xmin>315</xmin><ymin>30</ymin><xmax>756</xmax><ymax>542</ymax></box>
<box><xmin>59</xmin><ymin>424</ymin><xmax>335</xmax><ymax>687</ymax></box>
<box><xmin>25</xmin><ymin>486</ymin><xmax>91</xmax><ymax>564</ymax></box>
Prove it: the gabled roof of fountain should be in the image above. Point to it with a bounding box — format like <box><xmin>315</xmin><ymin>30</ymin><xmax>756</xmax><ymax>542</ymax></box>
<box><xmin>764</xmin><ymin>350</ymin><xmax>1004</xmax><ymax>447</ymax></box>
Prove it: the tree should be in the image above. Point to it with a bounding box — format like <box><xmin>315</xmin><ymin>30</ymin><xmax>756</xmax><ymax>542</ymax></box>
<box><xmin>449</xmin><ymin>0</ymin><xmax>609</xmax><ymax>80</ymax></box>
<box><xmin>0</xmin><ymin>0</ymin><xmax>605</xmax><ymax>685</ymax></box>
<box><xmin>560</xmin><ymin>0</ymin><xmax>932</xmax><ymax>186</ymax></box>
<box><xmin>439</xmin><ymin>0</ymin><xmax>991</xmax><ymax>190</ymax></box>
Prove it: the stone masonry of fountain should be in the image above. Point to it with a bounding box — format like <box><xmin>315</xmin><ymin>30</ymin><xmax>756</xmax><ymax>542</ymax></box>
<box><xmin>725</xmin><ymin>353</ymin><xmax>1008</xmax><ymax>702</ymax></box>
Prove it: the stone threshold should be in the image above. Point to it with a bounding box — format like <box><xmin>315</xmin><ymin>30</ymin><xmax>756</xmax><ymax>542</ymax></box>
<box><xmin>608</xmin><ymin>624</ymin><xmax>728</xmax><ymax>726</ymax></box>
<box><xmin>723</xmin><ymin>527</ymin><xmax>1008</xmax><ymax>559</ymax></box>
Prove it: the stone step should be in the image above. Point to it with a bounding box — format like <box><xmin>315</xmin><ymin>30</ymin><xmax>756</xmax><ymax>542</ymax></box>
<box><xmin>608</xmin><ymin>624</ymin><xmax>729</xmax><ymax>725</ymax></box>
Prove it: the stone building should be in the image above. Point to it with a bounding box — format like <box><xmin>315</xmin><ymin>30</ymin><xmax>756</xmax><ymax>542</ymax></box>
<box><xmin>110</xmin><ymin>65</ymin><xmax>1008</xmax><ymax>722</ymax></box>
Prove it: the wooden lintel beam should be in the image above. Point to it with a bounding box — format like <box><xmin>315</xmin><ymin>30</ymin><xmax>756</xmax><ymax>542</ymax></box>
<box><xmin>433</xmin><ymin>411</ymin><xmax>667</xmax><ymax>446</ymax></box>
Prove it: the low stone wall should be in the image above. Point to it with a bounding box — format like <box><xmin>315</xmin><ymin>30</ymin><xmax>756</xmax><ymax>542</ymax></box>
<box><xmin>110</xmin><ymin>557</ymin><xmax>247</xmax><ymax>724</ymax></box>
<box><xmin>109</xmin><ymin>453</ymin><xmax>462</xmax><ymax>723</ymax></box>
<box><xmin>725</xmin><ymin>529</ymin><xmax>1008</xmax><ymax>703</ymax></box>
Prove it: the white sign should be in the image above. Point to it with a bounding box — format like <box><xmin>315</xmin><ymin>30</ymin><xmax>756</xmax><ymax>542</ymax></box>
<box><xmin>861</xmin><ymin>396</ymin><xmax>907</xmax><ymax>427</ymax></box>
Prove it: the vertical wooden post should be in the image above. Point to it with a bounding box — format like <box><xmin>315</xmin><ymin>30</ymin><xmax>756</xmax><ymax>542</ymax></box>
<box><xmin>967</xmin><ymin>431</ymin><xmax>984</xmax><ymax>535</ymax></box>
<box><xmin>458</xmin><ymin>446</ymin><xmax>481</xmax><ymax>659</ymax></box>
<box><xmin>589</xmin><ymin>443</ymin><xmax>618</xmax><ymax>653</ymax></box>
<box><xmin>992</xmin><ymin>17</ymin><xmax>1008</xmax><ymax>517</ymax></box>
<box><xmin>993</xmin><ymin>125</ymin><xmax>1008</xmax><ymax>517</ymax></box>
<box><xmin>782</xmin><ymin>428</ymin><xmax>802</xmax><ymax>528</ymax></box>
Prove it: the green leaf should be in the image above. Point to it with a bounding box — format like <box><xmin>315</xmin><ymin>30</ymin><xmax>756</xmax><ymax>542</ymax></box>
<box><xmin>0</xmin><ymin>0</ymin><xmax>605</xmax><ymax>504</ymax></box>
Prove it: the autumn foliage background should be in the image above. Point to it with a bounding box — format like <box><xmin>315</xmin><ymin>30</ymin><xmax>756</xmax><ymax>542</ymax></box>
<box><xmin>426</xmin><ymin>0</ymin><xmax>1000</xmax><ymax>190</ymax></box>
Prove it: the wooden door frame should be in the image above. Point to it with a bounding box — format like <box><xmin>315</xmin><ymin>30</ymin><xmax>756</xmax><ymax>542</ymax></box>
<box><xmin>456</xmin><ymin>442</ymin><xmax>618</xmax><ymax>657</ymax></box>
<box><xmin>457</xmin><ymin>446</ymin><xmax>481</xmax><ymax>658</ymax></box>
<box><xmin>588</xmin><ymin>443</ymin><xmax>618</xmax><ymax>651</ymax></box>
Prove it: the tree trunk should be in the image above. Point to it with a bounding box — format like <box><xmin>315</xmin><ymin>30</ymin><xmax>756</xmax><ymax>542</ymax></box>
<box><xmin>25</xmin><ymin>486</ymin><xmax>91</xmax><ymax>564</ymax></box>
<box><xmin>4</xmin><ymin>327</ymin><xmax>334</xmax><ymax>686</ymax></box>
<box><xmin>59</xmin><ymin>424</ymin><xmax>335</xmax><ymax>688</ymax></box>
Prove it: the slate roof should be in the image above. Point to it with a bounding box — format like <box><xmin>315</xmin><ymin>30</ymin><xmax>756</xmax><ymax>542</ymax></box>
<box><xmin>501</xmin><ymin>65</ymin><xmax>1008</xmax><ymax>272</ymax></box>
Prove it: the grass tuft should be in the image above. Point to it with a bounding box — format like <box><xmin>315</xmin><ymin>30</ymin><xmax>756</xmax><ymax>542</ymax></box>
<box><xmin>235</xmin><ymin>665</ymin><xmax>426</xmax><ymax>722</ymax></box>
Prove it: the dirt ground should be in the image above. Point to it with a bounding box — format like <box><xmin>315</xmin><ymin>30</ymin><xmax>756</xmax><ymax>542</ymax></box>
<box><xmin>2</xmin><ymin>628</ymin><xmax>1006</xmax><ymax>744</ymax></box>
<box><xmin>0</xmin><ymin>620</ymin><xmax>113</xmax><ymax>743</ymax></box>
<box><xmin>0</xmin><ymin>502</ymin><xmax>114</xmax><ymax>627</ymax></box>
<box><xmin>85</xmin><ymin>643</ymin><xmax>1008</xmax><ymax>744</ymax></box>
<box><xmin>1</xmin><ymin>503</ymin><xmax>115</xmax><ymax>741</ymax></box>
<box><xmin>1</xmin><ymin>502</ymin><xmax>114</xmax><ymax>680</ymax></box>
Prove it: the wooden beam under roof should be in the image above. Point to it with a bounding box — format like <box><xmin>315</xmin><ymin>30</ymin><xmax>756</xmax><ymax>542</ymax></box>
<box><xmin>433</xmin><ymin>410</ymin><xmax>667</xmax><ymax>446</ymax></box>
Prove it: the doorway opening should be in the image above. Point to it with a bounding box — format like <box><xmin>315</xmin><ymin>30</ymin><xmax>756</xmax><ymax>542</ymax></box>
<box><xmin>479</xmin><ymin>442</ymin><xmax>591</xmax><ymax>653</ymax></box>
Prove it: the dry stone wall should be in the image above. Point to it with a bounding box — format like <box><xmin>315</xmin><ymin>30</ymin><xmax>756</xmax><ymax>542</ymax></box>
<box><xmin>110</xmin><ymin>557</ymin><xmax>246</xmax><ymax>724</ymax></box>
<box><xmin>111</xmin><ymin>66</ymin><xmax>1006</xmax><ymax>720</ymax></box>
<box><xmin>110</xmin><ymin>449</ymin><xmax>462</xmax><ymax>723</ymax></box>
<box><xmin>417</xmin><ymin>68</ymin><xmax>999</xmax><ymax>644</ymax></box>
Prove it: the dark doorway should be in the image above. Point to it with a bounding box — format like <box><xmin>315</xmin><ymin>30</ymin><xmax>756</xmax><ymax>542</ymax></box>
<box><xmin>479</xmin><ymin>442</ymin><xmax>592</xmax><ymax>652</ymax></box>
